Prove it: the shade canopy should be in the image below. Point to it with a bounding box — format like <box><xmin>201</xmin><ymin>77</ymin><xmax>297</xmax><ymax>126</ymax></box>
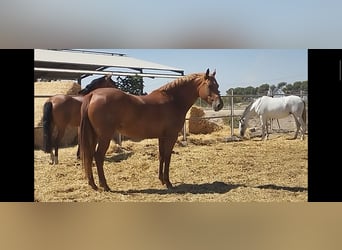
<box><xmin>34</xmin><ymin>49</ymin><xmax>184</xmax><ymax>82</ymax></box>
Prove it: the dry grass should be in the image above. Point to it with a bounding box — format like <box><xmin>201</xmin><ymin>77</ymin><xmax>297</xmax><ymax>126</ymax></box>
<box><xmin>34</xmin><ymin>125</ymin><xmax>308</xmax><ymax>202</ymax></box>
<box><xmin>188</xmin><ymin>106</ymin><xmax>223</xmax><ymax>134</ymax></box>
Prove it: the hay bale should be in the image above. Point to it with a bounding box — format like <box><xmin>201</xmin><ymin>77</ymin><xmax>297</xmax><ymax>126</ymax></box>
<box><xmin>188</xmin><ymin>106</ymin><xmax>222</xmax><ymax>134</ymax></box>
<box><xmin>34</xmin><ymin>80</ymin><xmax>81</xmax><ymax>149</ymax></box>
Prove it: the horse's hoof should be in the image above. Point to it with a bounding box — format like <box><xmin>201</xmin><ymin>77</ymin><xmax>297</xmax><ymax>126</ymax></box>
<box><xmin>101</xmin><ymin>184</ymin><xmax>111</xmax><ymax>192</ymax></box>
<box><xmin>89</xmin><ymin>183</ymin><xmax>98</xmax><ymax>191</ymax></box>
<box><xmin>166</xmin><ymin>182</ymin><xmax>173</xmax><ymax>189</ymax></box>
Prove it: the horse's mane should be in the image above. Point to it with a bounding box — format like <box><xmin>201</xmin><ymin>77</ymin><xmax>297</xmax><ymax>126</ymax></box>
<box><xmin>87</xmin><ymin>76</ymin><xmax>106</xmax><ymax>88</ymax></box>
<box><xmin>155</xmin><ymin>73</ymin><xmax>203</xmax><ymax>93</ymax></box>
<box><xmin>81</xmin><ymin>76</ymin><xmax>104</xmax><ymax>91</ymax></box>
<box><xmin>79</xmin><ymin>75</ymin><xmax>116</xmax><ymax>95</ymax></box>
<box><xmin>250</xmin><ymin>96</ymin><xmax>263</xmax><ymax>111</ymax></box>
<box><xmin>242</xmin><ymin>99</ymin><xmax>255</xmax><ymax>118</ymax></box>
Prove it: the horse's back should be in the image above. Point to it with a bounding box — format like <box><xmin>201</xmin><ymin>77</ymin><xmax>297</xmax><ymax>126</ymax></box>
<box><xmin>50</xmin><ymin>94</ymin><xmax>83</xmax><ymax>127</ymax></box>
<box><xmin>86</xmin><ymin>87</ymin><xmax>186</xmax><ymax>139</ymax></box>
<box><xmin>255</xmin><ymin>96</ymin><xmax>285</xmax><ymax>115</ymax></box>
<box><xmin>256</xmin><ymin>96</ymin><xmax>302</xmax><ymax>118</ymax></box>
<box><xmin>285</xmin><ymin>95</ymin><xmax>304</xmax><ymax>114</ymax></box>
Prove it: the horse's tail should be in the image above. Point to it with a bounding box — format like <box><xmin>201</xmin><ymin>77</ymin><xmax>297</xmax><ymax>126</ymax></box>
<box><xmin>42</xmin><ymin>101</ymin><xmax>53</xmax><ymax>153</ymax></box>
<box><xmin>79</xmin><ymin>93</ymin><xmax>97</xmax><ymax>180</ymax></box>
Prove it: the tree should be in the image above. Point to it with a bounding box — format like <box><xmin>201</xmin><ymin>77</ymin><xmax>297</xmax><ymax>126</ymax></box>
<box><xmin>292</xmin><ymin>81</ymin><xmax>303</xmax><ymax>93</ymax></box>
<box><xmin>277</xmin><ymin>82</ymin><xmax>287</xmax><ymax>90</ymax></box>
<box><xmin>283</xmin><ymin>84</ymin><xmax>294</xmax><ymax>94</ymax></box>
<box><xmin>270</xmin><ymin>84</ymin><xmax>276</xmax><ymax>92</ymax></box>
<box><xmin>116</xmin><ymin>75</ymin><xmax>146</xmax><ymax>95</ymax></box>
<box><xmin>300</xmin><ymin>81</ymin><xmax>308</xmax><ymax>92</ymax></box>
<box><xmin>257</xmin><ymin>84</ymin><xmax>270</xmax><ymax>95</ymax></box>
<box><xmin>245</xmin><ymin>86</ymin><xmax>256</xmax><ymax>95</ymax></box>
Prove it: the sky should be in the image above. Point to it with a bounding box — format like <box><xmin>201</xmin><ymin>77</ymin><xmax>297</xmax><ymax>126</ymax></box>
<box><xmin>81</xmin><ymin>49</ymin><xmax>307</xmax><ymax>94</ymax></box>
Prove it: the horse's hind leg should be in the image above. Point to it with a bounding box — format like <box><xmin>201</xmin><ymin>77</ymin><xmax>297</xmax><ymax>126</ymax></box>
<box><xmin>297</xmin><ymin>116</ymin><xmax>306</xmax><ymax>140</ymax></box>
<box><xmin>76</xmin><ymin>126</ymin><xmax>81</xmax><ymax>160</ymax></box>
<box><xmin>54</xmin><ymin>146</ymin><xmax>59</xmax><ymax>165</ymax></box>
<box><xmin>48</xmin><ymin>125</ymin><xmax>56</xmax><ymax>165</ymax></box>
<box><xmin>94</xmin><ymin>138</ymin><xmax>111</xmax><ymax>191</ymax></box>
<box><xmin>76</xmin><ymin>144</ymin><xmax>80</xmax><ymax>160</ymax></box>
<box><xmin>53</xmin><ymin>129</ymin><xmax>64</xmax><ymax>164</ymax></box>
<box><xmin>49</xmin><ymin>152</ymin><xmax>55</xmax><ymax>165</ymax></box>
<box><xmin>292</xmin><ymin>115</ymin><xmax>301</xmax><ymax>139</ymax></box>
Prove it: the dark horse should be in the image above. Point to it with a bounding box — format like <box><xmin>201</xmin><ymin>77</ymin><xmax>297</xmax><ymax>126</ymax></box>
<box><xmin>79</xmin><ymin>69</ymin><xmax>224</xmax><ymax>191</ymax></box>
<box><xmin>42</xmin><ymin>75</ymin><xmax>118</xmax><ymax>164</ymax></box>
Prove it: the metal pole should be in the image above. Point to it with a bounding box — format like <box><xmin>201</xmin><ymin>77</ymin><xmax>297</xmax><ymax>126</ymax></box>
<box><xmin>231</xmin><ymin>89</ymin><xmax>234</xmax><ymax>137</ymax></box>
<box><xmin>183</xmin><ymin>122</ymin><xmax>186</xmax><ymax>141</ymax></box>
<box><xmin>34</xmin><ymin>67</ymin><xmax>183</xmax><ymax>79</ymax></box>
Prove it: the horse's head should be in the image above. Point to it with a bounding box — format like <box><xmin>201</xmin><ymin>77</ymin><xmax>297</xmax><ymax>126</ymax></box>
<box><xmin>198</xmin><ymin>69</ymin><xmax>223</xmax><ymax>111</ymax></box>
<box><xmin>239</xmin><ymin>117</ymin><xmax>247</xmax><ymax>137</ymax></box>
<box><xmin>79</xmin><ymin>74</ymin><xmax>118</xmax><ymax>95</ymax></box>
<box><xmin>102</xmin><ymin>74</ymin><xmax>118</xmax><ymax>88</ymax></box>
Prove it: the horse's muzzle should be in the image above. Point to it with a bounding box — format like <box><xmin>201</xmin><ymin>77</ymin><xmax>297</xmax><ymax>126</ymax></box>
<box><xmin>212</xmin><ymin>98</ymin><xmax>223</xmax><ymax>111</ymax></box>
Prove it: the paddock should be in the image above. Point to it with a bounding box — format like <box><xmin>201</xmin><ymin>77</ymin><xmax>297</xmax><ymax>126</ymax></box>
<box><xmin>34</xmin><ymin>124</ymin><xmax>308</xmax><ymax>202</ymax></box>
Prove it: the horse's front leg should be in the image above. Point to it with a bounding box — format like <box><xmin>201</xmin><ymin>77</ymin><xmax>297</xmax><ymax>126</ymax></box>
<box><xmin>261</xmin><ymin>125</ymin><xmax>267</xmax><ymax>140</ymax></box>
<box><xmin>159</xmin><ymin>136</ymin><xmax>177</xmax><ymax>189</ymax></box>
<box><xmin>158</xmin><ymin>138</ymin><xmax>165</xmax><ymax>185</ymax></box>
<box><xmin>260</xmin><ymin>117</ymin><xmax>267</xmax><ymax>140</ymax></box>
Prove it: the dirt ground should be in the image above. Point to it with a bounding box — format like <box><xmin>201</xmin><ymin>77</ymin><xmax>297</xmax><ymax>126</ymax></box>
<box><xmin>34</xmin><ymin>117</ymin><xmax>308</xmax><ymax>202</ymax></box>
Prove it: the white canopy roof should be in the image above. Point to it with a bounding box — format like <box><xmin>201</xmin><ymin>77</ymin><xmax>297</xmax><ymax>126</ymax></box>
<box><xmin>34</xmin><ymin>49</ymin><xmax>184</xmax><ymax>81</ymax></box>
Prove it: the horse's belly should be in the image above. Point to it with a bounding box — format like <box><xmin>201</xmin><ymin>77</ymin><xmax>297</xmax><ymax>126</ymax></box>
<box><xmin>266</xmin><ymin>110</ymin><xmax>290</xmax><ymax>119</ymax></box>
<box><xmin>118</xmin><ymin>120</ymin><xmax>181</xmax><ymax>139</ymax></box>
<box><xmin>119</xmin><ymin>125</ymin><xmax>165</xmax><ymax>139</ymax></box>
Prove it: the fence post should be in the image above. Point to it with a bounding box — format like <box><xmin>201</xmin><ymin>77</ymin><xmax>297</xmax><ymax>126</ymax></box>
<box><xmin>230</xmin><ymin>89</ymin><xmax>234</xmax><ymax>137</ymax></box>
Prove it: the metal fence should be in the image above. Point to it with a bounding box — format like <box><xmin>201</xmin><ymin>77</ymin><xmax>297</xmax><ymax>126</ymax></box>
<box><xmin>34</xmin><ymin>91</ymin><xmax>308</xmax><ymax>142</ymax></box>
<box><xmin>183</xmin><ymin>90</ymin><xmax>308</xmax><ymax>140</ymax></box>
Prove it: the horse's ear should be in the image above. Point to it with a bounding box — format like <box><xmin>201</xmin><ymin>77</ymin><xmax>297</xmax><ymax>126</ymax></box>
<box><xmin>105</xmin><ymin>74</ymin><xmax>112</xmax><ymax>80</ymax></box>
<box><xmin>212</xmin><ymin>69</ymin><xmax>216</xmax><ymax>76</ymax></box>
<box><xmin>206</xmin><ymin>68</ymin><xmax>210</xmax><ymax>77</ymax></box>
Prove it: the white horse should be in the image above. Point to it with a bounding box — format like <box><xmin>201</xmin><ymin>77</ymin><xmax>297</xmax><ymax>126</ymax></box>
<box><xmin>239</xmin><ymin>95</ymin><xmax>307</xmax><ymax>140</ymax></box>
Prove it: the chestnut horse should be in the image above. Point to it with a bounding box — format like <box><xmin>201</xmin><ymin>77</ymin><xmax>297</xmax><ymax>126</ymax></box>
<box><xmin>42</xmin><ymin>75</ymin><xmax>118</xmax><ymax>164</ymax></box>
<box><xmin>80</xmin><ymin>69</ymin><xmax>224</xmax><ymax>191</ymax></box>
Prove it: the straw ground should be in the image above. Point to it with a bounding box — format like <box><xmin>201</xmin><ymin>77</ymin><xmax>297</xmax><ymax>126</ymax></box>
<box><xmin>34</xmin><ymin>124</ymin><xmax>307</xmax><ymax>202</ymax></box>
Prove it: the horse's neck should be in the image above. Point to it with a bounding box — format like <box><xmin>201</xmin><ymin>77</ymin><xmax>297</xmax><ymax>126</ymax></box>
<box><xmin>250</xmin><ymin>97</ymin><xmax>264</xmax><ymax>115</ymax></box>
<box><xmin>160</xmin><ymin>79</ymin><xmax>201</xmax><ymax>112</ymax></box>
<box><xmin>241</xmin><ymin>100</ymin><xmax>255</xmax><ymax>120</ymax></box>
<box><xmin>243</xmin><ymin>105</ymin><xmax>257</xmax><ymax>122</ymax></box>
<box><xmin>180</xmin><ymin>84</ymin><xmax>202</xmax><ymax>112</ymax></box>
